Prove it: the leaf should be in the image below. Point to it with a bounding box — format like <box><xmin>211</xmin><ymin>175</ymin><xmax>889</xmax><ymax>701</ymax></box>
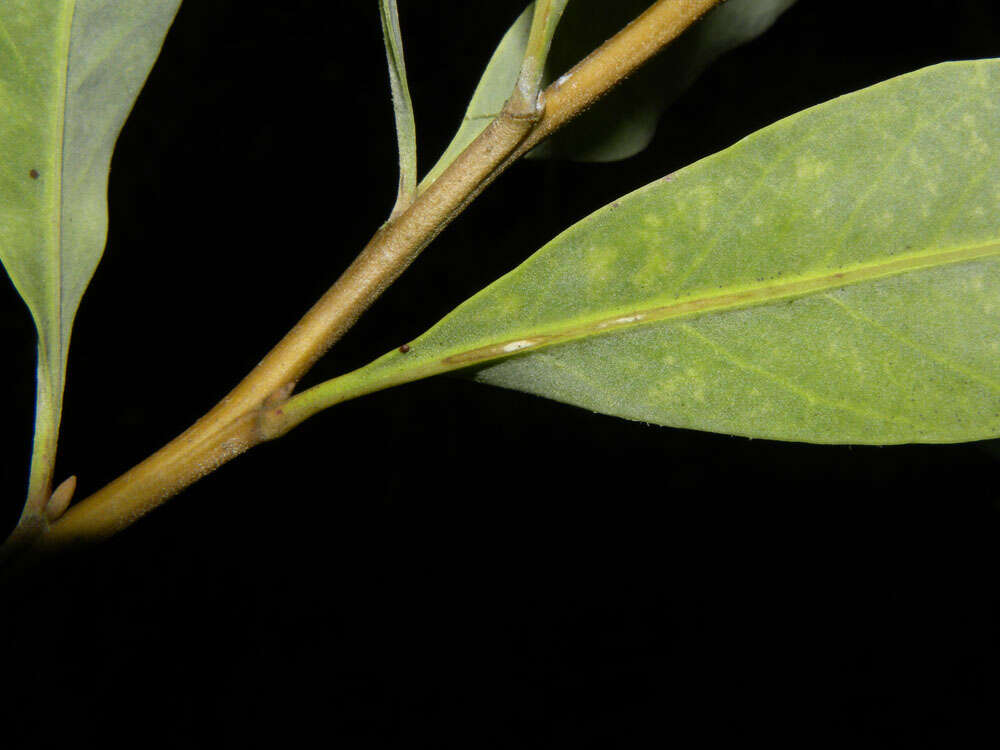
<box><xmin>421</xmin><ymin>0</ymin><xmax>795</xmax><ymax>187</ymax></box>
<box><xmin>323</xmin><ymin>60</ymin><xmax>1000</xmax><ymax>445</ymax></box>
<box><xmin>0</xmin><ymin>0</ymin><xmax>182</xmax><ymax>513</ymax></box>
<box><xmin>418</xmin><ymin>5</ymin><xmax>532</xmax><ymax>190</ymax></box>
<box><xmin>379</xmin><ymin>0</ymin><xmax>417</xmax><ymax>216</ymax></box>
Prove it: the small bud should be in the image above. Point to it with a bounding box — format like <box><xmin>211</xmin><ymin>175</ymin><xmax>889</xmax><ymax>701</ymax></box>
<box><xmin>44</xmin><ymin>475</ymin><xmax>77</xmax><ymax>522</ymax></box>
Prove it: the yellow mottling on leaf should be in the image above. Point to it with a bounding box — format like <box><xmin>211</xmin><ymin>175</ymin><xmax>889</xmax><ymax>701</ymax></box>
<box><xmin>585</xmin><ymin>246</ymin><xmax>618</xmax><ymax>284</ymax></box>
<box><xmin>630</xmin><ymin>250</ymin><xmax>673</xmax><ymax>289</ymax></box>
<box><xmin>876</xmin><ymin>210</ymin><xmax>894</xmax><ymax>228</ymax></box>
<box><xmin>491</xmin><ymin>295</ymin><xmax>524</xmax><ymax>320</ymax></box>
<box><xmin>795</xmin><ymin>156</ymin><xmax>831</xmax><ymax>180</ymax></box>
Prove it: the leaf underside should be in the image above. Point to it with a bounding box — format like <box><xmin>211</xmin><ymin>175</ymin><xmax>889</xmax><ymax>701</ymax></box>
<box><xmin>0</xmin><ymin>0</ymin><xmax>182</xmax><ymax>508</ymax></box>
<box><xmin>340</xmin><ymin>60</ymin><xmax>1000</xmax><ymax>445</ymax></box>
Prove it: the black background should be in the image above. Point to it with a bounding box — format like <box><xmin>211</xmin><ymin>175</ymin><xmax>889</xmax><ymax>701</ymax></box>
<box><xmin>3</xmin><ymin>0</ymin><xmax>1000</xmax><ymax>746</ymax></box>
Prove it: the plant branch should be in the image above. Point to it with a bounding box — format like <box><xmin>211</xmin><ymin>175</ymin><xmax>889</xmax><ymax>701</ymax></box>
<box><xmin>519</xmin><ymin>0</ymin><xmax>724</xmax><ymax>153</ymax></box>
<box><xmin>15</xmin><ymin>0</ymin><xmax>721</xmax><ymax>559</ymax></box>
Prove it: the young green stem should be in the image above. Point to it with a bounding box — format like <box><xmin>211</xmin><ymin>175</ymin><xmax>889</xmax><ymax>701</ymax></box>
<box><xmin>22</xmin><ymin>349</ymin><xmax>59</xmax><ymax>519</ymax></box>
<box><xmin>18</xmin><ymin>0</ymin><xmax>721</xmax><ymax>558</ymax></box>
<box><xmin>267</xmin><ymin>0</ymin><xmax>727</xmax><ymax>436</ymax></box>
<box><xmin>508</xmin><ymin>0</ymin><xmax>571</xmax><ymax>116</ymax></box>
<box><xmin>3</xmin><ymin>343</ymin><xmax>64</xmax><ymax>564</ymax></box>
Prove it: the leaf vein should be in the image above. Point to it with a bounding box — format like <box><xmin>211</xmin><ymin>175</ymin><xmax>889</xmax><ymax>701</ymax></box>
<box><xmin>821</xmin><ymin>95</ymin><xmax>968</xmax><ymax>265</ymax></box>
<box><xmin>666</xmin><ymin>126</ymin><xmax>818</xmax><ymax>295</ymax></box>
<box><xmin>677</xmin><ymin>322</ymin><xmax>918</xmax><ymax>428</ymax></box>
<box><xmin>0</xmin><ymin>16</ymin><xmax>27</xmax><ymax>73</ymax></box>
<box><xmin>531</xmin><ymin>350</ymin><xmax>619</xmax><ymax>414</ymax></box>
<box><xmin>923</xmin><ymin>150</ymin><xmax>997</xmax><ymax>249</ymax></box>
<box><xmin>822</xmin><ymin>293</ymin><xmax>1000</xmax><ymax>393</ymax></box>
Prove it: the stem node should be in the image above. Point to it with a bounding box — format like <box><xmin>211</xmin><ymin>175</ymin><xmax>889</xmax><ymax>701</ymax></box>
<box><xmin>14</xmin><ymin>0</ymin><xmax>722</xmax><ymax>559</ymax></box>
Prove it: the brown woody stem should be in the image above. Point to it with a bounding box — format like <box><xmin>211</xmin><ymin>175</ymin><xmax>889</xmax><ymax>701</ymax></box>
<box><xmin>17</xmin><ymin>0</ymin><xmax>720</xmax><ymax>558</ymax></box>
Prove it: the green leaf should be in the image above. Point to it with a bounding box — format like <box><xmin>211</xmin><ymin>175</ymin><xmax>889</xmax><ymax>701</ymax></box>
<box><xmin>416</xmin><ymin>4</ymin><xmax>539</xmax><ymax>190</ymax></box>
<box><xmin>0</xmin><ymin>0</ymin><xmax>182</xmax><ymax>515</ymax></box>
<box><xmin>313</xmin><ymin>60</ymin><xmax>1000</xmax><ymax>445</ymax></box>
<box><xmin>379</xmin><ymin>0</ymin><xmax>417</xmax><ymax>216</ymax></box>
<box><xmin>421</xmin><ymin>0</ymin><xmax>795</xmax><ymax>186</ymax></box>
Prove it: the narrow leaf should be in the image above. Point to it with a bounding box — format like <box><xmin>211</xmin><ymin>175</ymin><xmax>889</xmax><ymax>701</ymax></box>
<box><xmin>418</xmin><ymin>5</ymin><xmax>533</xmax><ymax>190</ymax></box>
<box><xmin>379</xmin><ymin>0</ymin><xmax>417</xmax><ymax>216</ymax></box>
<box><xmin>0</xmin><ymin>0</ymin><xmax>182</xmax><ymax>515</ymax></box>
<box><xmin>314</xmin><ymin>60</ymin><xmax>1000</xmax><ymax>445</ymax></box>
<box><xmin>419</xmin><ymin>0</ymin><xmax>570</xmax><ymax>190</ymax></box>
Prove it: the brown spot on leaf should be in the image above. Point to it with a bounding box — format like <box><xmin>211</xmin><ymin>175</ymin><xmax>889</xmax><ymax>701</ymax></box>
<box><xmin>399</xmin><ymin>344</ymin><xmax>411</xmax><ymax>353</ymax></box>
<box><xmin>29</xmin><ymin>169</ymin><xmax>39</xmax><ymax>179</ymax></box>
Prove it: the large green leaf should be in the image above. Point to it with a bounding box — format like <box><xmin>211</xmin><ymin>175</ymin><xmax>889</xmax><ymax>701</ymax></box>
<box><xmin>0</xmin><ymin>0</ymin><xmax>182</xmax><ymax>515</ymax></box>
<box><xmin>318</xmin><ymin>60</ymin><xmax>1000</xmax><ymax>445</ymax></box>
<box><xmin>420</xmin><ymin>0</ymin><xmax>795</xmax><ymax>187</ymax></box>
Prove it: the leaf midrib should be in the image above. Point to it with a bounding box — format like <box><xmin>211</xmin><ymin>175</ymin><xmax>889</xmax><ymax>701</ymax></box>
<box><xmin>37</xmin><ymin>1</ymin><xmax>75</xmax><ymax>376</ymax></box>
<box><xmin>440</xmin><ymin>240</ymin><xmax>1000</xmax><ymax>367</ymax></box>
<box><xmin>321</xmin><ymin>238</ymin><xmax>1000</xmax><ymax>413</ymax></box>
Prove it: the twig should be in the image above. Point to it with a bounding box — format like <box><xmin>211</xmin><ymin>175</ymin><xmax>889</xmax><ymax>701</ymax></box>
<box><xmin>22</xmin><ymin>0</ymin><xmax>721</xmax><ymax>556</ymax></box>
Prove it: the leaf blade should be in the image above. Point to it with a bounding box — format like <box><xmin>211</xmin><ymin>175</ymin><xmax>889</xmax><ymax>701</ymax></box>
<box><xmin>379</xmin><ymin>0</ymin><xmax>417</xmax><ymax>215</ymax></box>
<box><xmin>418</xmin><ymin>4</ymin><xmax>533</xmax><ymax>190</ymax></box>
<box><xmin>308</xmin><ymin>59</ymin><xmax>1000</xmax><ymax>445</ymax></box>
<box><xmin>0</xmin><ymin>0</ymin><xmax>182</xmax><ymax>513</ymax></box>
